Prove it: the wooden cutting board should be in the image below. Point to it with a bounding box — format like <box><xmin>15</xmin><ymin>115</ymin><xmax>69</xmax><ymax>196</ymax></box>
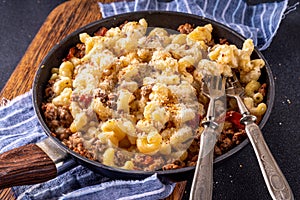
<box><xmin>0</xmin><ymin>0</ymin><xmax>188</xmax><ymax>199</ymax></box>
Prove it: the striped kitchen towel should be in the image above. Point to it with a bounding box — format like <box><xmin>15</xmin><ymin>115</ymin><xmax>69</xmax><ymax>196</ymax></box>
<box><xmin>99</xmin><ymin>0</ymin><xmax>289</xmax><ymax>50</ymax></box>
<box><xmin>0</xmin><ymin>91</ymin><xmax>175</xmax><ymax>200</ymax></box>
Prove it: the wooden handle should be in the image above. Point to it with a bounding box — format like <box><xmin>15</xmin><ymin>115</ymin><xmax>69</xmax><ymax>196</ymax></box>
<box><xmin>0</xmin><ymin>143</ymin><xmax>57</xmax><ymax>189</ymax></box>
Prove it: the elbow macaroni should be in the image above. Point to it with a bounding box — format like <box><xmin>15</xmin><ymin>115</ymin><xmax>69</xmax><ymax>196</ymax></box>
<box><xmin>136</xmin><ymin>131</ymin><xmax>162</xmax><ymax>154</ymax></box>
<box><xmin>52</xmin><ymin>88</ymin><xmax>72</xmax><ymax>106</ymax></box>
<box><xmin>53</xmin><ymin>76</ymin><xmax>72</xmax><ymax>95</ymax></box>
<box><xmin>59</xmin><ymin>61</ymin><xmax>74</xmax><ymax>78</ymax></box>
<box><xmin>243</xmin><ymin>97</ymin><xmax>267</xmax><ymax>116</ymax></box>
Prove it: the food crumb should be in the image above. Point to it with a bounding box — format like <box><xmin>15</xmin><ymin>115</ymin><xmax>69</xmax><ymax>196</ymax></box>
<box><xmin>0</xmin><ymin>98</ymin><xmax>9</xmax><ymax>107</ymax></box>
<box><xmin>279</xmin><ymin>122</ymin><xmax>282</xmax><ymax>126</ymax></box>
<box><xmin>239</xmin><ymin>164</ymin><xmax>243</xmax><ymax>168</ymax></box>
<box><xmin>287</xmin><ymin>99</ymin><xmax>291</xmax><ymax>104</ymax></box>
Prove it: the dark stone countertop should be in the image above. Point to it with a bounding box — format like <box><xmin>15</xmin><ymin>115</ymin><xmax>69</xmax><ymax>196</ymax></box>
<box><xmin>0</xmin><ymin>1</ymin><xmax>299</xmax><ymax>199</ymax></box>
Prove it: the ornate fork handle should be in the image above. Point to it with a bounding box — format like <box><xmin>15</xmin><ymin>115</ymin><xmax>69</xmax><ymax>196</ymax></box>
<box><xmin>242</xmin><ymin>116</ymin><xmax>294</xmax><ymax>200</ymax></box>
<box><xmin>190</xmin><ymin>75</ymin><xmax>225</xmax><ymax>200</ymax></box>
<box><xmin>189</xmin><ymin>125</ymin><xmax>217</xmax><ymax>200</ymax></box>
<box><xmin>226</xmin><ymin>72</ymin><xmax>294</xmax><ymax>200</ymax></box>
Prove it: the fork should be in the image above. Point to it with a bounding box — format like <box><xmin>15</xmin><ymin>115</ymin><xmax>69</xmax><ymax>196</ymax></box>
<box><xmin>226</xmin><ymin>74</ymin><xmax>294</xmax><ymax>200</ymax></box>
<box><xmin>189</xmin><ymin>75</ymin><xmax>226</xmax><ymax>200</ymax></box>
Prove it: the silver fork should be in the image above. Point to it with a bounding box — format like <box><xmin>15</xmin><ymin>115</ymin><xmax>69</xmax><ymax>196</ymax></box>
<box><xmin>189</xmin><ymin>75</ymin><xmax>226</xmax><ymax>200</ymax></box>
<box><xmin>226</xmin><ymin>74</ymin><xmax>294</xmax><ymax>200</ymax></box>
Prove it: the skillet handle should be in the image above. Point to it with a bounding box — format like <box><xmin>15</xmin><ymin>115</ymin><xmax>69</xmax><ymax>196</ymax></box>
<box><xmin>0</xmin><ymin>143</ymin><xmax>57</xmax><ymax>189</ymax></box>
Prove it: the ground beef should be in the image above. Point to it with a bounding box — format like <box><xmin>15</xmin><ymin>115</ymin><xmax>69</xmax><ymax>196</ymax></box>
<box><xmin>44</xmin><ymin>80</ymin><xmax>55</xmax><ymax>101</ymax></box>
<box><xmin>215</xmin><ymin>127</ymin><xmax>247</xmax><ymax>155</ymax></box>
<box><xmin>93</xmin><ymin>89</ymin><xmax>117</xmax><ymax>109</ymax></box>
<box><xmin>63</xmin><ymin>133</ymin><xmax>94</xmax><ymax>160</ymax></box>
<box><xmin>259</xmin><ymin>83</ymin><xmax>267</xmax><ymax>97</ymax></box>
<box><xmin>57</xmin><ymin>106</ymin><xmax>73</xmax><ymax>126</ymax></box>
<box><xmin>219</xmin><ymin>38</ymin><xmax>230</xmax><ymax>45</ymax></box>
<box><xmin>42</xmin><ymin>103</ymin><xmax>58</xmax><ymax>125</ymax></box>
<box><xmin>63</xmin><ymin>43</ymin><xmax>86</xmax><ymax>61</ymax></box>
<box><xmin>214</xmin><ymin>145</ymin><xmax>222</xmax><ymax>156</ymax></box>
<box><xmin>94</xmin><ymin>27</ymin><xmax>108</xmax><ymax>36</ymax></box>
<box><xmin>232</xmin><ymin>130</ymin><xmax>247</xmax><ymax>145</ymax></box>
<box><xmin>119</xmin><ymin>21</ymin><xmax>128</xmax><ymax>30</ymax></box>
<box><xmin>177</xmin><ymin>23</ymin><xmax>194</xmax><ymax>34</ymax></box>
<box><xmin>162</xmin><ymin>160</ymin><xmax>186</xmax><ymax>170</ymax></box>
<box><xmin>42</xmin><ymin>103</ymin><xmax>73</xmax><ymax>140</ymax></box>
<box><xmin>162</xmin><ymin>163</ymin><xmax>180</xmax><ymax>170</ymax></box>
<box><xmin>140</xmin><ymin>85</ymin><xmax>152</xmax><ymax>98</ymax></box>
<box><xmin>133</xmin><ymin>154</ymin><xmax>167</xmax><ymax>171</ymax></box>
<box><xmin>75</xmin><ymin>43</ymin><xmax>86</xmax><ymax>58</ymax></box>
<box><xmin>107</xmin><ymin>93</ymin><xmax>117</xmax><ymax>109</ymax></box>
<box><xmin>94</xmin><ymin>88</ymin><xmax>108</xmax><ymax>103</ymax></box>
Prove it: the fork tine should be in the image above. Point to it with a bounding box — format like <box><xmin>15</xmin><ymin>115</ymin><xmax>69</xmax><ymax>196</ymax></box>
<box><xmin>219</xmin><ymin>76</ymin><xmax>226</xmax><ymax>91</ymax></box>
<box><xmin>203</xmin><ymin>75</ymin><xmax>212</xmax><ymax>87</ymax></box>
<box><xmin>203</xmin><ymin>75</ymin><xmax>220</xmax><ymax>87</ymax></box>
<box><xmin>225</xmin><ymin>72</ymin><xmax>249</xmax><ymax>115</ymax></box>
<box><xmin>205</xmin><ymin>75</ymin><xmax>225</xmax><ymax>93</ymax></box>
<box><xmin>227</xmin><ymin>73</ymin><xmax>242</xmax><ymax>88</ymax></box>
<box><xmin>225</xmin><ymin>72</ymin><xmax>245</xmax><ymax>97</ymax></box>
<box><xmin>212</xmin><ymin>76</ymin><xmax>218</xmax><ymax>89</ymax></box>
<box><xmin>202</xmin><ymin>75</ymin><xmax>226</xmax><ymax>120</ymax></box>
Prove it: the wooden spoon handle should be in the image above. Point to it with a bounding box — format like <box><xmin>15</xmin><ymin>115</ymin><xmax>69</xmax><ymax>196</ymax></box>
<box><xmin>0</xmin><ymin>143</ymin><xmax>57</xmax><ymax>189</ymax></box>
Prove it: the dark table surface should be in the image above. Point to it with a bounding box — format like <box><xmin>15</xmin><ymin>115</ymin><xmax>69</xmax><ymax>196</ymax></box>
<box><xmin>0</xmin><ymin>1</ymin><xmax>299</xmax><ymax>200</ymax></box>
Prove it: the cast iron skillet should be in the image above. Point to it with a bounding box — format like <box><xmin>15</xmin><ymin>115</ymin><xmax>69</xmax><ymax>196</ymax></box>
<box><xmin>0</xmin><ymin>11</ymin><xmax>274</xmax><ymax>188</ymax></box>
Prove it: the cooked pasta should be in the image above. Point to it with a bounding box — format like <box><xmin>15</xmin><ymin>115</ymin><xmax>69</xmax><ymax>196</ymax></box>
<box><xmin>42</xmin><ymin>19</ymin><xmax>268</xmax><ymax>171</ymax></box>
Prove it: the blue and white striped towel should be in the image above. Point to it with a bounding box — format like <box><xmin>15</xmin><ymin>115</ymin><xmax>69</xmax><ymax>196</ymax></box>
<box><xmin>0</xmin><ymin>0</ymin><xmax>294</xmax><ymax>199</ymax></box>
<box><xmin>99</xmin><ymin>0</ymin><xmax>289</xmax><ymax>50</ymax></box>
<box><xmin>0</xmin><ymin>91</ymin><xmax>175</xmax><ymax>200</ymax></box>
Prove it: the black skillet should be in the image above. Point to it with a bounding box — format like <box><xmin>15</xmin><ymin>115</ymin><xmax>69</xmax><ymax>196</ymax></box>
<box><xmin>0</xmin><ymin>11</ymin><xmax>274</xmax><ymax>188</ymax></box>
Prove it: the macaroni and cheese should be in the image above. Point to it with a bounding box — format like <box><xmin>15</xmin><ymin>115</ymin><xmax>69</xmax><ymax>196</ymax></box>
<box><xmin>42</xmin><ymin>19</ymin><xmax>267</xmax><ymax>171</ymax></box>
